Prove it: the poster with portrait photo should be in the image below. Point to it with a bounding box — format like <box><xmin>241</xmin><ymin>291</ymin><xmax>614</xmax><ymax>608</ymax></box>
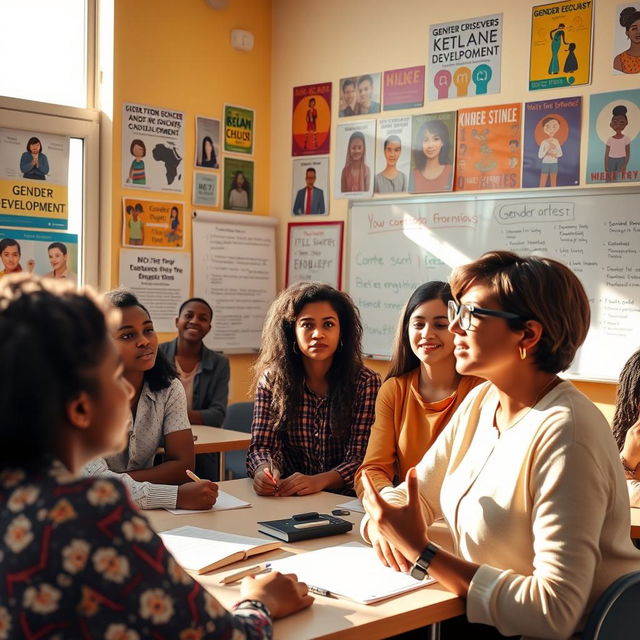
<box><xmin>291</xmin><ymin>157</ymin><xmax>329</xmax><ymax>216</ymax></box>
<box><xmin>338</xmin><ymin>74</ymin><xmax>381</xmax><ymax>117</ymax></box>
<box><xmin>613</xmin><ymin>4</ymin><xmax>640</xmax><ymax>74</ymax></box>
<box><xmin>523</xmin><ymin>97</ymin><xmax>582</xmax><ymax>188</ymax></box>
<box><xmin>292</xmin><ymin>83</ymin><xmax>332</xmax><ymax>156</ymax></box>
<box><xmin>586</xmin><ymin>89</ymin><xmax>640</xmax><ymax>184</ymax></box>
<box><xmin>334</xmin><ymin>120</ymin><xmax>376</xmax><ymax>199</ymax></box>
<box><xmin>223</xmin><ymin>157</ymin><xmax>254</xmax><ymax>212</ymax></box>
<box><xmin>409</xmin><ymin>112</ymin><xmax>456</xmax><ymax>194</ymax></box>
<box><xmin>374</xmin><ymin>117</ymin><xmax>411</xmax><ymax>194</ymax></box>
<box><xmin>194</xmin><ymin>116</ymin><xmax>220</xmax><ymax>169</ymax></box>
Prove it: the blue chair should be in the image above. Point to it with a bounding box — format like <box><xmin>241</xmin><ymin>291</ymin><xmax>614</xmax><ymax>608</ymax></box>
<box><xmin>581</xmin><ymin>570</ymin><xmax>640</xmax><ymax>639</ymax></box>
<box><xmin>223</xmin><ymin>402</ymin><xmax>254</xmax><ymax>480</ymax></box>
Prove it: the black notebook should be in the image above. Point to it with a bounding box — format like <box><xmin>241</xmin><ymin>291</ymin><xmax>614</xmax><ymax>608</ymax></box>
<box><xmin>257</xmin><ymin>511</ymin><xmax>353</xmax><ymax>542</ymax></box>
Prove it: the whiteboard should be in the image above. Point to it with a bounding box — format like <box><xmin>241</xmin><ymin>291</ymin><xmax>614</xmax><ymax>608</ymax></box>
<box><xmin>192</xmin><ymin>211</ymin><xmax>277</xmax><ymax>353</ymax></box>
<box><xmin>348</xmin><ymin>189</ymin><xmax>640</xmax><ymax>383</ymax></box>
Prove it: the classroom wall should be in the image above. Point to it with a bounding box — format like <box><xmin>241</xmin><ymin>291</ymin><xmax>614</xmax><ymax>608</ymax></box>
<box><xmin>271</xmin><ymin>0</ymin><xmax>637</xmax><ymax>420</ymax></box>
<box><xmin>111</xmin><ymin>0</ymin><xmax>272</xmax><ymax>405</ymax></box>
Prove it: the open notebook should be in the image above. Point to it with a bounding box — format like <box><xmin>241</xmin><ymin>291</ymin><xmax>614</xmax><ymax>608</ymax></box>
<box><xmin>159</xmin><ymin>526</ymin><xmax>280</xmax><ymax>574</ymax></box>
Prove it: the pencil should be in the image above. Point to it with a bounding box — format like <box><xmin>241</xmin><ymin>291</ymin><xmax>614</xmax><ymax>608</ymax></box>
<box><xmin>219</xmin><ymin>563</ymin><xmax>271</xmax><ymax>585</ymax></box>
<box><xmin>186</xmin><ymin>469</ymin><xmax>201</xmax><ymax>482</ymax></box>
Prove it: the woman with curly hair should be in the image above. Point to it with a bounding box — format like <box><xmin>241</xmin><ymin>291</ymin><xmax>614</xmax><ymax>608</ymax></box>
<box><xmin>247</xmin><ymin>282</ymin><xmax>381</xmax><ymax>497</ymax></box>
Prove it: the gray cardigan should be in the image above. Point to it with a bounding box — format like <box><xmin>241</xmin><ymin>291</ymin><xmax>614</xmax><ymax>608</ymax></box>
<box><xmin>159</xmin><ymin>339</ymin><xmax>230</xmax><ymax>427</ymax></box>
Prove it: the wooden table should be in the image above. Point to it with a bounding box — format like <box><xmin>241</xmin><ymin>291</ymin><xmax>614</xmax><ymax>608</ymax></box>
<box><xmin>631</xmin><ymin>507</ymin><xmax>640</xmax><ymax>540</ymax></box>
<box><xmin>147</xmin><ymin>478</ymin><xmax>463</xmax><ymax>640</ymax></box>
<box><xmin>191</xmin><ymin>425</ymin><xmax>252</xmax><ymax>479</ymax></box>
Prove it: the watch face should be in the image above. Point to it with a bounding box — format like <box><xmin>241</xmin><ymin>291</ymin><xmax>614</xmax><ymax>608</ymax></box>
<box><xmin>410</xmin><ymin>563</ymin><xmax>427</xmax><ymax>581</ymax></box>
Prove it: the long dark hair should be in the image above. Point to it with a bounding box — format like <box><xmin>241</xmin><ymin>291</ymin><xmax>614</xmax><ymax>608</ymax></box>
<box><xmin>386</xmin><ymin>281</ymin><xmax>453</xmax><ymax>380</ymax></box>
<box><xmin>612</xmin><ymin>349</ymin><xmax>640</xmax><ymax>450</ymax></box>
<box><xmin>252</xmin><ymin>282</ymin><xmax>364</xmax><ymax>438</ymax></box>
<box><xmin>201</xmin><ymin>135</ymin><xmax>217</xmax><ymax>165</ymax></box>
<box><xmin>106</xmin><ymin>289</ymin><xmax>176</xmax><ymax>391</ymax></box>
<box><xmin>0</xmin><ymin>275</ymin><xmax>108</xmax><ymax>470</ymax></box>
<box><xmin>413</xmin><ymin>118</ymin><xmax>451</xmax><ymax>170</ymax></box>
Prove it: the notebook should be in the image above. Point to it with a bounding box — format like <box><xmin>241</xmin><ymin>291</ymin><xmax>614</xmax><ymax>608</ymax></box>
<box><xmin>159</xmin><ymin>526</ymin><xmax>280</xmax><ymax>574</ymax></box>
<box><xmin>164</xmin><ymin>490</ymin><xmax>251</xmax><ymax>515</ymax></box>
<box><xmin>269</xmin><ymin>542</ymin><xmax>434</xmax><ymax>604</ymax></box>
<box><xmin>257</xmin><ymin>512</ymin><xmax>352</xmax><ymax>542</ymax></box>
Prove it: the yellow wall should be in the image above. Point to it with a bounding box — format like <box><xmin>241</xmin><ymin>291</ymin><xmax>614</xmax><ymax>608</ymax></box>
<box><xmin>111</xmin><ymin>0</ymin><xmax>271</xmax><ymax>404</ymax></box>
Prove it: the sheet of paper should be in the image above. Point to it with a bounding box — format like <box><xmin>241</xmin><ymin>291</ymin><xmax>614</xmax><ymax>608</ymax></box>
<box><xmin>270</xmin><ymin>542</ymin><xmax>433</xmax><ymax>604</ymax></box>
<box><xmin>164</xmin><ymin>490</ymin><xmax>251</xmax><ymax>515</ymax></box>
<box><xmin>336</xmin><ymin>498</ymin><xmax>365</xmax><ymax>513</ymax></box>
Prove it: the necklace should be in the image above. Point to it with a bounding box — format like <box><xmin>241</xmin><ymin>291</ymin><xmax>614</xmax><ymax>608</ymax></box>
<box><xmin>493</xmin><ymin>375</ymin><xmax>560</xmax><ymax>434</ymax></box>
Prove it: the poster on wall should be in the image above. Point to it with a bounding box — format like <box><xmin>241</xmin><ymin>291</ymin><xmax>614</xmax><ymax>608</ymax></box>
<box><xmin>195</xmin><ymin>116</ymin><xmax>220</xmax><ymax>168</ymax></box>
<box><xmin>119</xmin><ymin>248</ymin><xmax>190</xmax><ymax>333</ymax></box>
<box><xmin>0</xmin><ymin>128</ymin><xmax>69</xmax><ymax>229</ymax></box>
<box><xmin>193</xmin><ymin>172</ymin><xmax>218</xmax><ymax>208</ymax></box>
<box><xmin>612</xmin><ymin>4</ymin><xmax>640</xmax><ymax>74</ymax></box>
<box><xmin>586</xmin><ymin>89</ymin><xmax>640</xmax><ymax>184</ymax></box>
<box><xmin>338</xmin><ymin>74</ymin><xmax>381</xmax><ymax>117</ymax></box>
<box><xmin>223</xmin><ymin>157</ymin><xmax>254</xmax><ymax>212</ymax></box>
<box><xmin>121</xmin><ymin>102</ymin><xmax>185</xmax><ymax>193</ymax></box>
<box><xmin>0</xmin><ymin>228</ymin><xmax>77</xmax><ymax>282</ymax></box>
<box><xmin>409</xmin><ymin>112</ymin><xmax>456</xmax><ymax>194</ymax></box>
<box><xmin>292</xmin><ymin>82</ymin><xmax>331</xmax><ymax>156</ymax></box>
<box><xmin>428</xmin><ymin>14</ymin><xmax>503</xmax><ymax>101</ymax></box>
<box><xmin>455</xmin><ymin>103</ymin><xmax>522</xmax><ymax>191</ymax></box>
<box><xmin>223</xmin><ymin>105</ymin><xmax>254</xmax><ymax>155</ymax></box>
<box><xmin>334</xmin><ymin>120</ymin><xmax>376</xmax><ymax>199</ymax></box>
<box><xmin>383</xmin><ymin>66</ymin><xmax>425</xmax><ymax>110</ymax></box>
<box><xmin>292</xmin><ymin>157</ymin><xmax>329</xmax><ymax>215</ymax></box>
<box><xmin>522</xmin><ymin>97</ymin><xmax>582</xmax><ymax>188</ymax></box>
<box><xmin>374</xmin><ymin>116</ymin><xmax>412</xmax><ymax>194</ymax></box>
<box><xmin>122</xmin><ymin>197</ymin><xmax>184</xmax><ymax>249</ymax></box>
<box><xmin>529</xmin><ymin>1</ymin><xmax>593</xmax><ymax>91</ymax></box>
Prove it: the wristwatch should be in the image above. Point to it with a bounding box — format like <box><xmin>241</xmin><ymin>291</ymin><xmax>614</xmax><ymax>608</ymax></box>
<box><xmin>410</xmin><ymin>542</ymin><xmax>439</xmax><ymax>580</ymax></box>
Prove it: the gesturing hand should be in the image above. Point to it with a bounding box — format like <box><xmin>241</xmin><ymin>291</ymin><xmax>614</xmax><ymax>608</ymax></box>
<box><xmin>277</xmin><ymin>472</ymin><xmax>324</xmax><ymax>496</ymax></box>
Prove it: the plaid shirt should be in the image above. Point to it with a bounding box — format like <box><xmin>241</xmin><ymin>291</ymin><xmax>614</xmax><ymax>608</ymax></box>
<box><xmin>247</xmin><ymin>367</ymin><xmax>380</xmax><ymax>494</ymax></box>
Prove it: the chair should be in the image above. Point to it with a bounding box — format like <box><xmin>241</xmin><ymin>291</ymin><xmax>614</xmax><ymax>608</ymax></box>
<box><xmin>223</xmin><ymin>402</ymin><xmax>254</xmax><ymax>480</ymax></box>
<box><xmin>581</xmin><ymin>570</ymin><xmax>640</xmax><ymax>639</ymax></box>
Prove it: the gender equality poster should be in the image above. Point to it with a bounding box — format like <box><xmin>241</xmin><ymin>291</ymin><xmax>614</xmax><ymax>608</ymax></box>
<box><xmin>292</xmin><ymin>82</ymin><xmax>332</xmax><ymax>156</ymax></box>
<box><xmin>455</xmin><ymin>103</ymin><xmax>522</xmax><ymax>191</ymax></box>
<box><xmin>612</xmin><ymin>3</ymin><xmax>640</xmax><ymax>74</ymax></box>
<box><xmin>522</xmin><ymin>97</ymin><xmax>582</xmax><ymax>188</ymax></box>
<box><xmin>224</xmin><ymin>105</ymin><xmax>254</xmax><ymax>155</ymax></box>
<box><xmin>0</xmin><ymin>128</ymin><xmax>69</xmax><ymax>229</ymax></box>
<box><xmin>122</xmin><ymin>102</ymin><xmax>185</xmax><ymax>193</ymax></box>
<box><xmin>428</xmin><ymin>14</ymin><xmax>503</xmax><ymax>101</ymax></box>
<box><xmin>529</xmin><ymin>1</ymin><xmax>593</xmax><ymax>91</ymax></box>
<box><xmin>122</xmin><ymin>197</ymin><xmax>184</xmax><ymax>248</ymax></box>
<box><xmin>383</xmin><ymin>66</ymin><xmax>425</xmax><ymax>110</ymax></box>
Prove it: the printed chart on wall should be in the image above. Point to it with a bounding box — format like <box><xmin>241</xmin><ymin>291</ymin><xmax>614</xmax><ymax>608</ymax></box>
<box><xmin>348</xmin><ymin>193</ymin><xmax>640</xmax><ymax>382</ymax></box>
<box><xmin>192</xmin><ymin>211</ymin><xmax>276</xmax><ymax>352</ymax></box>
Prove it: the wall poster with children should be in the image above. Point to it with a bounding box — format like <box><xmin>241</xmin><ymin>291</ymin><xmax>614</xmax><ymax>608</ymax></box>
<box><xmin>122</xmin><ymin>197</ymin><xmax>184</xmax><ymax>248</ymax></box>
<box><xmin>292</xmin><ymin>82</ymin><xmax>332</xmax><ymax>156</ymax></box>
<box><xmin>121</xmin><ymin>102</ymin><xmax>185</xmax><ymax>193</ymax></box>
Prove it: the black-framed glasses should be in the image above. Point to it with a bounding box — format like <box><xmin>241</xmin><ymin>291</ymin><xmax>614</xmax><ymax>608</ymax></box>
<box><xmin>447</xmin><ymin>300</ymin><xmax>523</xmax><ymax>330</ymax></box>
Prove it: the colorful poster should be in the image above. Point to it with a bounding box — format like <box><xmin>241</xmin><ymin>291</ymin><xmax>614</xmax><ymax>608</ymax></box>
<box><xmin>0</xmin><ymin>128</ymin><xmax>69</xmax><ymax>229</ymax></box>
<box><xmin>383</xmin><ymin>66</ymin><xmax>425</xmax><ymax>110</ymax></box>
<box><xmin>428</xmin><ymin>14</ymin><xmax>503</xmax><ymax>100</ymax></box>
<box><xmin>523</xmin><ymin>97</ymin><xmax>582</xmax><ymax>188</ymax></box>
<box><xmin>374</xmin><ymin>117</ymin><xmax>412</xmax><ymax>194</ymax></box>
<box><xmin>292</xmin><ymin>157</ymin><xmax>329</xmax><ymax>215</ymax></box>
<box><xmin>455</xmin><ymin>103</ymin><xmax>522</xmax><ymax>191</ymax></box>
<box><xmin>195</xmin><ymin>116</ymin><xmax>220</xmax><ymax>168</ymax></box>
<box><xmin>0</xmin><ymin>228</ymin><xmax>78</xmax><ymax>282</ymax></box>
<box><xmin>586</xmin><ymin>89</ymin><xmax>640</xmax><ymax>183</ymax></box>
<box><xmin>613</xmin><ymin>4</ymin><xmax>640</xmax><ymax>74</ymax></box>
<box><xmin>193</xmin><ymin>172</ymin><xmax>218</xmax><ymax>208</ymax></box>
<box><xmin>292</xmin><ymin>83</ymin><xmax>331</xmax><ymax>156</ymax></box>
<box><xmin>223</xmin><ymin>105</ymin><xmax>254</xmax><ymax>155</ymax></box>
<box><xmin>122</xmin><ymin>198</ymin><xmax>184</xmax><ymax>248</ymax></box>
<box><xmin>223</xmin><ymin>157</ymin><xmax>254</xmax><ymax>211</ymax></box>
<box><xmin>122</xmin><ymin>102</ymin><xmax>185</xmax><ymax>193</ymax></box>
<box><xmin>337</xmin><ymin>74</ymin><xmax>381</xmax><ymax>118</ymax></box>
<box><xmin>334</xmin><ymin>120</ymin><xmax>376</xmax><ymax>199</ymax></box>
<box><xmin>529</xmin><ymin>1</ymin><xmax>593</xmax><ymax>91</ymax></box>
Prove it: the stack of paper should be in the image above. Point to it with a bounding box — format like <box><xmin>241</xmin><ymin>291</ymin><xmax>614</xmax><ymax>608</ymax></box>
<box><xmin>164</xmin><ymin>490</ymin><xmax>251</xmax><ymax>515</ymax></box>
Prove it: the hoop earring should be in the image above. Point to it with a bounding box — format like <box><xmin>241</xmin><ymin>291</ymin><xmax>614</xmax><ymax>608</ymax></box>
<box><xmin>519</xmin><ymin>346</ymin><xmax>527</xmax><ymax>360</ymax></box>
<box><xmin>293</xmin><ymin>341</ymin><xmax>300</xmax><ymax>354</ymax></box>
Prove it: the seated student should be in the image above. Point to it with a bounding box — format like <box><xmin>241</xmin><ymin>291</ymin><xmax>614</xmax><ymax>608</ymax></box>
<box><xmin>361</xmin><ymin>252</ymin><xmax>640</xmax><ymax>639</ymax></box>
<box><xmin>247</xmin><ymin>282</ymin><xmax>381</xmax><ymax>497</ymax></box>
<box><xmin>0</xmin><ymin>274</ymin><xmax>313</xmax><ymax>638</ymax></box>
<box><xmin>84</xmin><ymin>289</ymin><xmax>217</xmax><ymax>510</ymax></box>
<box><xmin>612</xmin><ymin>348</ymin><xmax>640</xmax><ymax>506</ymax></box>
<box><xmin>354</xmin><ymin>282</ymin><xmax>482</xmax><ymax>499</ymax></box>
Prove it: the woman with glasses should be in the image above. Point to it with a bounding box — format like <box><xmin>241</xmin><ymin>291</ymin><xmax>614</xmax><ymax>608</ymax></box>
<box><xmin>361</xmin><ymin>251</ymin><xmax>639</xmax><ymax>639</ymax></box>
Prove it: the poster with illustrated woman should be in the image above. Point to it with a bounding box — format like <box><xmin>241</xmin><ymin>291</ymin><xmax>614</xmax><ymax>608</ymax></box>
<box><xmin>335</xmin><ymin>120</ymin><xmax>376</xmax><ymax>199</ymax></box>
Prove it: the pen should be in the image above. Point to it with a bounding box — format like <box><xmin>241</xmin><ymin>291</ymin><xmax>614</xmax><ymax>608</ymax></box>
<box><xmin>219</xmin><ymin>563</ymin><xmax>271</xmax><ymax>585</ymax></box>
<box><xmin>308</xmin><ymin>585</ymin><xmax>331</xmax><ymax>597</ymax></box>
<box><xmin>186</xmin><ymin>469</ymin><xmax>201</xmax><ymax>482</ymax></box>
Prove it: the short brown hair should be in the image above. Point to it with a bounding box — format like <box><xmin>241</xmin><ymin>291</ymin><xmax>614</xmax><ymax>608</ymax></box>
<box><xmin>449</xmin><ymin>251</ymin><xmax>590</xmax><ymax>374</ymax></box>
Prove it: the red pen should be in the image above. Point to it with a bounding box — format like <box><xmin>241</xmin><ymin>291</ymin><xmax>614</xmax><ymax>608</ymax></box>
<box><xmin>263</xmin><ymin>468</ymin><xmax>278</xmax><ymax>486</ymax></box>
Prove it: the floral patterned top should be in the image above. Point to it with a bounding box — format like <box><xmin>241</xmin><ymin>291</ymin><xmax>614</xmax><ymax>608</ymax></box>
<box><xmin>0</xmin><ymin>460</ymin><xmax>272</xmax><ymax>639</ymax></box>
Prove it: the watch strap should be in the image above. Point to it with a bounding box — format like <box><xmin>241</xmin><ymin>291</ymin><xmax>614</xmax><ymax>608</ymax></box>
<box><xmin>410</xmin><ymin>542</ymin><xmax>438</xmax><ymax>581</ymax></box>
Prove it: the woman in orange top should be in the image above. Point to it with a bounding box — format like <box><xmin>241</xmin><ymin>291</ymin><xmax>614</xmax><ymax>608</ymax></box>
<box><xmin>355</xmin><ymin>281</ymin><xmax>481</xmax><ymax>498</ymax></box>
